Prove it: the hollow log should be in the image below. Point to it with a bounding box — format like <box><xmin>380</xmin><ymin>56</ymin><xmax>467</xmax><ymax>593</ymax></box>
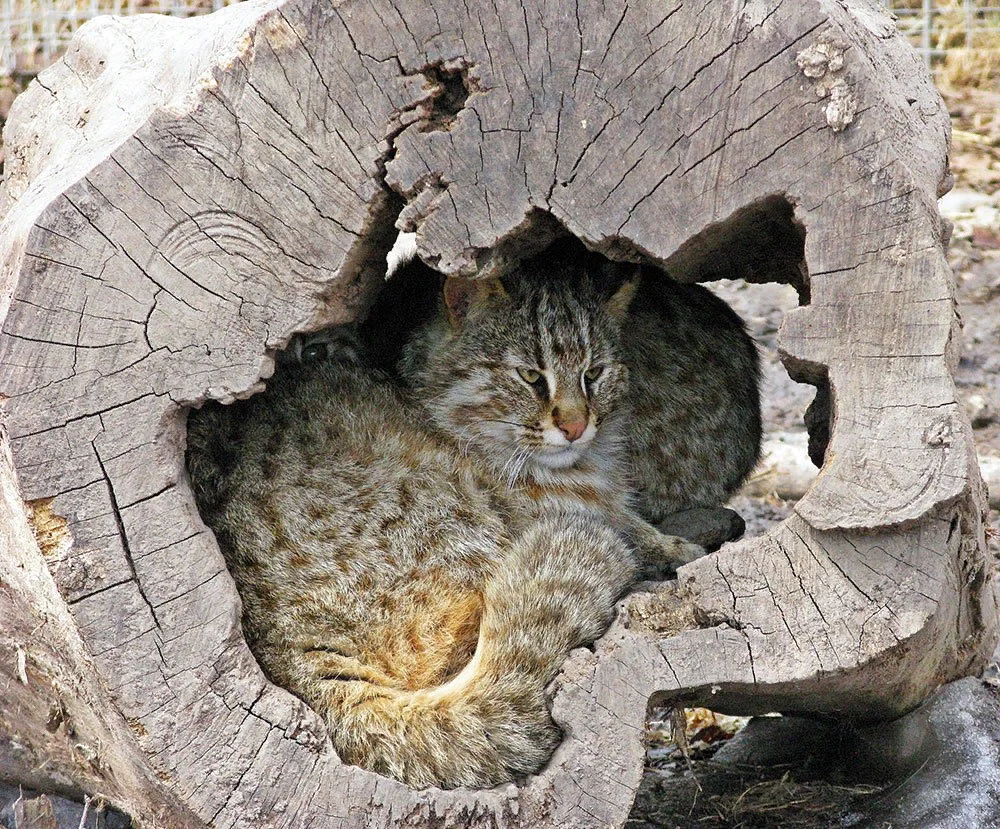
<box><xmin>0</xmin><ymin>1</ymin><xmax>995</xmax><ymax>826</ymax></box>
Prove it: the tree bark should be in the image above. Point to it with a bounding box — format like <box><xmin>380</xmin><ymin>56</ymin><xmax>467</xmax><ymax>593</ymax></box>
<box><xmin>0</xmin><ymin>1</ymin><xmax>995</xmax><ymax>826</ymax></box>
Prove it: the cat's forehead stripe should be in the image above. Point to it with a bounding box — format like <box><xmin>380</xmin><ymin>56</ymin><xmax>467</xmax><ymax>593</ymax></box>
<box><xmin>531</xmin><ymin>289</ymin><xmax>546</xmax><ymax>370</ymax></box>
<box><xmin>546</xmin><ymin>294</ymin><xmax>590</xmax><ymax>370</ymax></box>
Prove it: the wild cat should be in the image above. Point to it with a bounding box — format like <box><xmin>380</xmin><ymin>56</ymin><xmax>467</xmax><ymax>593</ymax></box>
<box><xmin>186</xmin><ymin>271</ymin><xmax>702</xmax><ymax>789</ymax></box>
<box><xmin>400</xmin><ymin>240</ymin><xmax>762</xmax><ymax>533</ymax></box>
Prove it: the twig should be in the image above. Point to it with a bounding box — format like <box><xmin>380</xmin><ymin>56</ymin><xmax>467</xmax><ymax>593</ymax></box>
<box><xmin>77</xmin><ymin>794</ymin><xmax>91</xmax><ymax>829</ymax></box>
<box><xmin>15</xmin><ymin>644</ymin><xmax>27</xmax><ymax>685</ymax></box>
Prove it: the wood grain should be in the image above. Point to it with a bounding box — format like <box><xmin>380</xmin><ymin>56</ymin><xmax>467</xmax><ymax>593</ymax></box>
<box><xmin>0</xmin><ymin>0</ymin><xmax>994</xmax><ymax>825</ymax></box>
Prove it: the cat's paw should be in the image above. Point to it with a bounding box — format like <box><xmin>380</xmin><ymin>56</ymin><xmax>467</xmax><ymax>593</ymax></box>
<box><xmin>639</xmin><ymin>530</ymin><xmax>707</xmax><ymax>579</ymax></box>
<box><xmin>656</xmin><ymin>507</ymin><xmax>746</xmax><ymax>553</ymax></box>
<box><xmin>672</xmin><ymin>538</ymin><xmax>709</xmax><ymax>565</ymax></box>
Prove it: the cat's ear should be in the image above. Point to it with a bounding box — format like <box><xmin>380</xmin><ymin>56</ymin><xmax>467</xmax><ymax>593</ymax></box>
<box><xmin>443</xmin><ymin>276</ymin><xmax>508</xmax><ymax>328</ymax></box>
<box><xmin>604</xmin><ymin>267</ymin><xmax>640</xmax><ymax>321</ymax></box>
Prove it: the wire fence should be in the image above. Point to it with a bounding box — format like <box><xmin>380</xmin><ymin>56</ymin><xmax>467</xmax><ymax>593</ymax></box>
<box><xmin>882</xmin><ymin>0</ymin><xmax>1000</xmax><ymax>75</ymax></box>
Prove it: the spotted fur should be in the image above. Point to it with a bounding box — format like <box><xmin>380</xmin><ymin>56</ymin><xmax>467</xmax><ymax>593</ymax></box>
<box><xmin>185</xmin><ymin>274</ymin><xmax>697</xmax><ymax>789</ymax></box>
<box><xmin>403</xmin><ymin>243</ymin><xmax>762</xmax><ymax>527</ymax></box>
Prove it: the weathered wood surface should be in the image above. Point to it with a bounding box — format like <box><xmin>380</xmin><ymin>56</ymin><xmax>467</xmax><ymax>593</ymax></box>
<box><xmin>0</xmin><ymin>0</ymin><xmax>995</xmax><ymax>826</ymax></box>
<box><xmin>0</xmin><ymin>440</ymin><xmax>203</xmax><ymax>826</ymax></box>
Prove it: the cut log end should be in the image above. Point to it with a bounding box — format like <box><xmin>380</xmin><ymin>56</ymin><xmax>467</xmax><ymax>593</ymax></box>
<box><xmin>0</xmin><ymin>0</ymin><xmax>995</xmax><ymax>826</ymax></box>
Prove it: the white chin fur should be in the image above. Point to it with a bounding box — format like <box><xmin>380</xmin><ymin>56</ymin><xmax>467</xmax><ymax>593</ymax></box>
<box><xmin>534</xmin><ymin>446</ymin><xmax>584</xmax><ymax>469</ymax></box>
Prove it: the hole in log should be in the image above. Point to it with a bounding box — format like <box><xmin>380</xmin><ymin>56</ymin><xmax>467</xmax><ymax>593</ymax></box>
<box><xmin>648</xmin><ymin>195</ymin><xmax>828</xmax><ymax>538</ymax></box>
<box><xmin>183</xmin><ymin>196</ymin><xmax>817</xmax><ymax>789</ymax></box>
<box><xmin>635</xmin><ymin>702</ymin><xmax>889</xmax><ymax>825</ymax></box>
<box><xmin>419</xmin><ymin>63</ymin><xmax>478</xmax><ymax>133</ymax></box>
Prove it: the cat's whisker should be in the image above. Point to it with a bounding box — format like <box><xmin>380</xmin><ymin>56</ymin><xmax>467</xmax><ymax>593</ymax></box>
<box><xmin>507</xmin><ymin>447</ymin><xmax>534</xmax><ymax>489</ymax></box>
<box><xmin>496</xmin><ymin>443</ymin><xmax>529</xmax><ymax>487</ymax></box>
<box><xmin>511</xmin><ymin>447</ymin><xmax>533</xmax><ymax>485</ymax></box>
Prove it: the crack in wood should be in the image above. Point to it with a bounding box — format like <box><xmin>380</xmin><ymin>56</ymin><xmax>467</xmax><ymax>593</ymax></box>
<box><xmin>91</xmin><ymin>436</ymin><xmax>160</xmax><ymax>630</ymax></box>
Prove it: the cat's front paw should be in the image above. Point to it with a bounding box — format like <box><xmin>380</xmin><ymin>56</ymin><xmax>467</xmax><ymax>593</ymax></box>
<box><xmin>656</xmin><ymin>507</ymin><xmax>746</xmax><ymax>553</ymax></box>
<box><xmin>638</xmin><ymin>530</ymin><xmax>707</xmax><ymax>580</ymax></box>
<box><xmin>651</xmin><ymin>534</ymin><xmax>707</xmax><ymax>567</ymax></box>
<box><xmin>672</xmin><ymin>538</ymin><xmax>709</xmax><ymax>565</ymax></box>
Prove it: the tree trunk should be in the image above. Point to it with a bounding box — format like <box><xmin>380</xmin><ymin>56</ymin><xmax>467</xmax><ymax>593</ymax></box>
<box><xmin>0</xmin><ymin>1</ymin><xmax>995</xmax><ymax>826</ymax></box>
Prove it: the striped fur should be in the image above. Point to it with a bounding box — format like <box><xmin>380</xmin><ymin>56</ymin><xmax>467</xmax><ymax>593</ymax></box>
<box><xmin>403</xmin><ymin>244</ymin><xmax>763</xmax><ymax>526</ymax></box>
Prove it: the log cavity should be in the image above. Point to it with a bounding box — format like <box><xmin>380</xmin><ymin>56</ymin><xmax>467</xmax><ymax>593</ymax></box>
<box><xmin>419</xmin><ymin>63</ymin><xmax>478</xmax><ymax>133</ymax></box>
<box><xmin>660</xmin><ymin>196</ymin><xmax>828</xmax><ymax>505</ymax></box>
<box><xmin>182</xmin><ymin>195</ymin><xmax>820</xmax><ymax>787</ymax></box>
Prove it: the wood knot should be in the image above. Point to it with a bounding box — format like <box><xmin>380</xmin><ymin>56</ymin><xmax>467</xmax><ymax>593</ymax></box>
<box><xmin>923</xmin><ymin>416</ymin><xmax>954</xmax><ymax>447</ymax></box>
<box><xmin>796</xmin><ymin>40</ymin><xmax>857</xmax><ymax>132</ymax></box>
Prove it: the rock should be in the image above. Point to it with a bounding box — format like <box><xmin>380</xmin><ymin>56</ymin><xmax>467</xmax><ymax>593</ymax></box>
<box><xmin>937</xmin><ymin>189</ymin><xmax>1000</xmax><ymax>241</ymax></box>
<box><xmin>939</xmin><ymin>188</ymin><xmax>996</xmax><ymax>216</ymax></box>
<box><xmin>967</xmin><ymin>393</ymin><xmax>997</xmax><ymax>428</ymax></box>
<box><xmin>847</xmin><ymin>678</ymin><xmax>1000</xmax><ymax>828</ymax></box>
<box><xmin>725</xmin><ymin>493</ymin><xmax>797</xmax><ymax>538</ymax></box>
<box><xmin>739</xmin><ymin>430</ymin><xmax>820</xmax><ymax>500</ymax></box>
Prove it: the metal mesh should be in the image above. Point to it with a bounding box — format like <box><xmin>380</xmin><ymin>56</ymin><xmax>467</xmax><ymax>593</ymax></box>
<box><xmin>882</xmin><ymin>0</ymin><xmax>1000</xmax><ymax>69</ymax></box>
<box><xmin>0</xmin><ymin>0</ymin><xmax>239</xmax><ymax>75</ymax></box>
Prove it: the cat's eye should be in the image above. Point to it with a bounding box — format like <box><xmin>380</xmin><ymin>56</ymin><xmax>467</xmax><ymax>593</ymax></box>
<box><xmin>516</xmin><ymin>366</ymin><xmax>544</xmax><ymax>385</ymax></box>
<box><xmin>584</xmin><ymin>365</ymin><xmax>604</xmax><ymax>382</ymax></box>
<box><xmin>301</xmin><ymin>341</ymin><xmax>331</xmax><ymax>363</ymax></box>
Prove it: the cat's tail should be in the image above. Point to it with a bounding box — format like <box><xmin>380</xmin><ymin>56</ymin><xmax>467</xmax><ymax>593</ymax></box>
<box><xmin>315</xmin><ymin>515</ymin><xmax>639</xmax><ymax>789</ymax></box>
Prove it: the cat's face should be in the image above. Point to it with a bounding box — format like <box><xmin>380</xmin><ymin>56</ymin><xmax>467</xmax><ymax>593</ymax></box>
<box><xmin>426</xmin><ymin>268</ymin><xmax>634</xmax><ymax>481</ymax></box>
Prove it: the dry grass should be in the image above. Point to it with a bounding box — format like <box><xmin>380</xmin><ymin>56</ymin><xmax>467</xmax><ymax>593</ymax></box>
<box><xmin>883</xmin><ymin>1</ymin><xmax>1000</xmax><ymax>89</ymax></box>
<box><xmin>695</xmin><ymin>772</ymin><xmax>882</xmax><ymax>829</ymax></box>
<box><xmin>907</xmin><ymin>0</ymin><xmax>1000</xmax><ymax>89</ymax></box>
<box><xmin>629</xmin><ymin>762</ymin><xmax>886</xmax><ymax>829</ymax></box>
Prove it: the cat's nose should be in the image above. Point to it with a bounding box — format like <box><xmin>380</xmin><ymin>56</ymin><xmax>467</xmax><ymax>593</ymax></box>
<box><xmin>557</xmin><ymin>418</ymin><xmax>588</xmax><ymax>442</ymax></box>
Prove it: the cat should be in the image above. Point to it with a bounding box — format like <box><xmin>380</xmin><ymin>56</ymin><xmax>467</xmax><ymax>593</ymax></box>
<box><xmin>186</xmin><ymin>272</ymin><xmax>702</xmax><ymax>789</ymax></box>
<box><xmin>399</xmin><ymin>240</ymin><xmax>762</xmax><ymax>542</ymax></box>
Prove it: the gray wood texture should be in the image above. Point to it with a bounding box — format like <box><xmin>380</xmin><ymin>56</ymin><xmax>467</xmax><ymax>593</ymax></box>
<box><xmin>0</xmin><ymin>0</ymin><xmax>995</xmax><ymax>826</ymax></box>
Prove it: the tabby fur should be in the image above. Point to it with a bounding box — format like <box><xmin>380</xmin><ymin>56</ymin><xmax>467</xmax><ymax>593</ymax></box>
<box><xmin>401</xmin><ymin>241</ymin><xmax>762</xmax><ymax>526</ymax></box>
<box><xmin>186</xmin><ymin>272</ymin><xmax>700</xmax><ymax>789</ymax></box>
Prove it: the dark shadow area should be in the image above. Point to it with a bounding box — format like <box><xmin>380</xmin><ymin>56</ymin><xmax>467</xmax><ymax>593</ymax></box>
<box><xmin>420</xmin><ymin>63</ymin><xmax>479</xmax><ymax>133</ymax></box>
<box><xmin>660</xmin><ymin>195</ymin><xmax>809</xmax><ymax>299</ymax></box>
